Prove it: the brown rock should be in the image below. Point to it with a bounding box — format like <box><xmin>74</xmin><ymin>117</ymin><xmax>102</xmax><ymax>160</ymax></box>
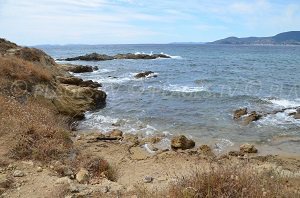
<box><xmin>171</xmin><ymin>135</ymin><xmax>195</xmax><ymax>150</ymax></box>
<box><xmin>109</xmin><ymin>129</ymin><xmax>123</xmax><ymax>138</ymax></box>
<box><xmin>199</xmin><ymin>145</ymin><xmax>215</xmax><ymax>156</ymax></box>
<box><xmin>76</xmin><ymin>168</ymin><xmax>89</xmax><ymax>184</ymax></box>
<box><xmin>228</xmin><ymin>151</ymin><xmax>245</xmax><ymax>157</ymax></box>
<box><xmin>240</xmin><ymin>143</ymin><xmax>258</xmax><ymax>153</ymax></box>
<box><xmin>135</xmin><ymin>71</ymin><xmax>155</xmax><ymax>78</ymax></box>
<box><xmin>123</xmin><ymin>134</ymin><xmax>139</xmax><ymax>147</ymax></box>
<box><xmin>243</xmin><ymin>111</ymin><xmax>262</xmax><ymax>125</ymax></box>
<box><xmin>233</xmin><ymin>108</ymin><xmax>247</xmax><ymax>119</ymax></box>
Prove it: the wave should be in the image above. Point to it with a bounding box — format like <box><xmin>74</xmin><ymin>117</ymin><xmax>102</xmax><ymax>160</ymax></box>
<box><xmin>163</xmin><ymin>84</ymin><xmax>207</xmax><ymax>93</ymax></box>
<box><xmin>266</xmin><ymin>98</ymin><xmax>300</xmax><ymax>108</ymax></box>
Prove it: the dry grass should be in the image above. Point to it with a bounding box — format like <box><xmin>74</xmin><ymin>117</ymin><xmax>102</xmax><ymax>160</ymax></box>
<box><xmin>0</xmin><ymin>56</ymin><xmax>53</xmax><ymax>83</ymax></box>
<box><xmin>167</xmin><ymin>164</ymin><xmax>299</xmax><ymax>198</ymax></box>
<box><xmin>0</xmin><ymin>95</ymin><xmax>72</xmax><ymax>162</ymax></box>
<box><xmin>72</xmin><ymin>154</ymin><xmax>119</xmax><ymax>182</ymax></box>
<box><xmin>131</xmin><ymin>163</ymin><xmax>300</xmax><ymax>198</ymax></box>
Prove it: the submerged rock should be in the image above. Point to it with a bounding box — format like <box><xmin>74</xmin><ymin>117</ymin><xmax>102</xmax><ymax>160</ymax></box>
<box><xmin>171</xmin><ymin>135</ymin><xmax>195</xmax><ymax>150</ymax></box>
<box><xmin>233</xmin><ymin>108</ymin><xmax>247</xmax><ymax>119</ymax></box>
<box><xmin>240</xmin><ymin>143</ymin><xmax>258</xmax><ymax>153</ymax></box>
<box><xmin>135</xmin><ymin>71</ymin><xmax>157</xmax><ymax>78</ymax></box>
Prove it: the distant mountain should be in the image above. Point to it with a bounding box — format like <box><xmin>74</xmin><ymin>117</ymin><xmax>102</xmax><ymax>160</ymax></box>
<box><xmin>210</xmin><ymin>31</ymin><xmax>300</xmax><ymax>45</ymax></box>
<box><xmin>169</xmin><ymin>42</ymin><xmax>206</xmax><ymax>44</ymax></box>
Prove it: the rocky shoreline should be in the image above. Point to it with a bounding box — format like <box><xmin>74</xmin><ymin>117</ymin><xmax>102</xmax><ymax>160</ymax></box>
<box><xmin>0</xmin><ymin>38</ymin><xmax>299</xmax><ymax>197</ymax></box>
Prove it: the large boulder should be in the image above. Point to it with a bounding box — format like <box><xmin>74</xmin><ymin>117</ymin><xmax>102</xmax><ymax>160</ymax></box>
<box><xmin>53</xmin><ymin>85</ymin><xmax>106</xmax><ymax>119</ymax></box>
<box><xmin>233</xmin><ymin>108</ymin><xmax>247</xmax><ymax>119</ymax></box>
<box><xmin>57</xmin><ymin>76</ymin><xmax>102</xmax><ymax>88</ymax></box>
<box><xmin>240</xmin><ymin>143</ymin><xmax>258</xmax><ymax>153</ymax></box>
<box><xmin>171</xmin><ymin>135</ymin><xmax>195</xmax><ymax>150</ymax></box>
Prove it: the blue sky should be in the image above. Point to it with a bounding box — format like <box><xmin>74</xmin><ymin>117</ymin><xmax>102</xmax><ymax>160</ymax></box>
<box><xmin>0</xmin><ymin>0</ymin><xmax>299</xmax><ymax>45</ymax></box>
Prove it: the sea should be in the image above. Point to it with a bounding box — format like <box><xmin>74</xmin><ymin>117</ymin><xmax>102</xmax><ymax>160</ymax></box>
<box><xmin>39</xmin><ymin>44</ymin><xmax>300</xmax><ymax>156</ymax></box>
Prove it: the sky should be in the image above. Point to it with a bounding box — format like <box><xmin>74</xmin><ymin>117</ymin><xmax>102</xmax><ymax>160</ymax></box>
<box><xmin>0</xmin><ymin>0</ymin><xmax>299</xmax><ymax>45</ymax></box>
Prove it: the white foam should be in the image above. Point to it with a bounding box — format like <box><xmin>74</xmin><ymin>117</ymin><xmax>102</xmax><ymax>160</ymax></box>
<box><xmin>214</xmin><ymin>139</ymin><xmax>234</xmax><ymax>153</ymax></box>
<box><xmin>134</xmin><ymin>52</ymin><xmax>182</xmax><ymax>59</ymax></box>
<box><xmin>267</xmin><ymin>98</ymin><xmax>300</xmax><ymax>108</ymax></box>
<box><xmin>96</xmin><ymin>76</ymin><xmax>131</xmax><ymax>84</ymax></box>
<box><xmin>257</xmin><ymin>111</ymin><xmax>300</xmax><ymax>127</ymax></box>
<box><xmin>164</xmin><ymin>84</ymin><xmax>207</xmax><ymax>93</ymax></box>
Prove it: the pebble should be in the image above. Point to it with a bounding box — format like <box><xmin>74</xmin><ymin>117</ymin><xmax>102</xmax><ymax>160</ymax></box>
<box><xmin>37</xmin><ymin>167</ymin><xmax>43</xmax><ymax>172</ymax></box>
<box><xmin>13</xmin><ymin>170</ymin><xmax>25</xmax><ymax>177</ymax></box>
<box><xmin>143</xmin><ymin>176</ymin><xmax>153</xmax><ymax>183</ymax></box>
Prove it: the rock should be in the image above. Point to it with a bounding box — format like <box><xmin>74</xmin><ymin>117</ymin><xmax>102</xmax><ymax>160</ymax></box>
<box><xmin>55</xmin><ymin>177</ymin><xmax>71</xmax><ymax>185</ymax></box>
<box><xmin>64</xmin><ymin>53</ymin><xmax>114</xmax><ymax>61</ymax></box>
<box><xmin>109</xmin><ymin>129</ymin><xmax>123</xmax><ymax>138</ymax></box>
<box><xmin>69</xmin><ymin>184</ymin><xmax>80</xmax><ymax>193</ymax></box>
<box><xmin>68</xmin><ymin>65</ymin><xmax>94</xmax><ymax>73</ymax></box>
<box><xmin>171</xmin><ymin>135</ymin><xmax>195</xmax><ymax>150</ymax></box>
<box><xmin>143</xmin><ymin>176</ymin><xmax>153</xmax><ymax>183</ymax></box>
<box><xmin>114</xmin><ymin>53</ymin><xmax>170</xmax><ymax>60</ymax></box>
<box><xmin>62</xmin><ymin>53</ymin><xmax>171</xmax><ymax>62</ymax></box>
<box><xmin>53</xmin><ymin>84</ymin><xmax>106</xmax><ymax>118</ymax></box>
<box><xmin>294</xmin><ymin>110</ymin><xmax>300</xmax><ymax>119</ymax></box>
<box><xmin>123</xmin><ymin>134</ymin><xmax>139</xmax><ymax>147</ymax></box>
<box><xmin>36</xmin><ymin>167</ymin><xmax>43</xmax><ymax>172</ymax></box>
<box><xmin>243</xmin><ymin>111</ymin><xmax>262</xmax><ymax>125</ymax></box>
<box><xmin>13</xmin><ymin>170</ymin><xmax>25</xmax><ymax>177</ymax></box>
<box><xmin>228</xmin><ymin>151</ymin><xmax>245</xmax><ymax>157</ymax></box>
<box><xmin>57</xmin><ymin>76</ymin><xmax>102</xmax><ymax>88</ymax></box>
<box><xmin>135</xmin><ymin>71</ymin><xmax>155</xmax><ymax>78</ymax></box>
<box><xmin>76</xmin><ymin>168</ymin><xmax>89</xmax><ymax>184</ymax></box>
<box><xmin>240</xmin><ymin>143</ymin><xmax>258</xmax><ymax>153</ymax></box>
<box><xmin>233</xmin><ymin>108</ymin><xmax>247</xmax><ymax>119</ymax></box>
<box><xmin>199</xmin><ymin>145</ymin><xmax>215</xmax><ymax>156</ymax></box>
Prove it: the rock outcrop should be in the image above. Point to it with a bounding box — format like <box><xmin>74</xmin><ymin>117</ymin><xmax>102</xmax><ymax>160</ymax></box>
<box><xmin>60</xmin><ymin>64</ymin><xmax>98</xmax><ymax>73</ymax></box>
<box><xmin>171</xmin><ymin>135</ymin><xmax>195</xmax><ymax>150</ymax></box>
<box><xmin>135</xmin><ymin>71</ymin><xmax>157</xmax><ymax>78</ymax></box>
<box><xmin>243</xmin><ymin>111</ymin><xmax>262</xmax><ymax>125</ymax></box>
<box><xmin>60</xmin><ymin>53</ymin><xmax>171</xmax><ymax>61</ymax></box>
<box><xmin>57</xmin><ymin>76</ymin><xmax>102</xmax><ymax>88</ymax></box>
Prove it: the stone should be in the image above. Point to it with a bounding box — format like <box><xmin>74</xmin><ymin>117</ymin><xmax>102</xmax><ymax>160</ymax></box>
<box><xmin>228</xmin><ymin>151</ymin><xmax>245</xmax><ymax>157</ymax></box>
<box><xmin>171</xmin><ymin>135</ymin><xmax>195</xmax><ymax>150</ymax></box>
<box><xmin>199</xmin><ymin>145</ymin><xmax>215</xmax><ymax>156</ymax></box>
<box><xmin>233</xmin><ymin>108</ymin><xmax>247</xmax><ymax>119</ymax></box>
<box><xmin>135</xmin><ymin>71</ymin><xmax>155</xmax><ymax>78</ymax></box>
<box><xmin>36</xmin><ymin>167</ymin><xmax>43</xmax><ymax>172</ymax></box>
<box><xmin>240</xmin><ymin>143</ymin><xmax>258</xmax><ymax>153</ymax></box>
<box><xmin>109</xmin><ymin>129</ymin><xmax>123</xmax><ymax>138</ymax></box>
<box><xmin>55</xmin><ymin>177</ymin><xmax>71</xmax><ymax>185</ymax></box>
<box><xmin>13</xmin><ymin>170</ymin><xmax>25</xmax><ymax>177</ymax></box>
<box><xmin>123</xmin><ymin>134</ymin><xmax>139</xmax><ymax>147</ymax></box>
<box><xmin>143</xmin><ymin>176</ymin><xmax>153</xmax><ymax>183</ymax></box>
<box><xmin>243</xmin><ymin>111</ymin><xmax>262</xmax><ymax>125</ymax></box>
<box><xmin>69</xmin><ymin>184</ymin><xmax>80</xmax><ymax>193</ymax></box>
<box><xmin>76</xmin><ymin>168</ymin><xmax>89</xmax><ymax>184</ymax></box>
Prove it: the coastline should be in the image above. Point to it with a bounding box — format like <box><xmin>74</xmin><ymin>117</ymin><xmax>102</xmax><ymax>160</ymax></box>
<box><xmin>0</xmin><ymin>38</ymin><xmax>299</xmax><ymax>197</ymax></box>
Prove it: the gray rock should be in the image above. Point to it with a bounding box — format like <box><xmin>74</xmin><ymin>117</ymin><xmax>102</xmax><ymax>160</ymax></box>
<box><xmin>13</xmin><ymin>170</ymin><xmax>25</xmax><ymax>177</ymax></box>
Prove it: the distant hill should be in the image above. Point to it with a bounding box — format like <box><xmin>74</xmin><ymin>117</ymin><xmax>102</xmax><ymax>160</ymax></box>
<box><xmin>210</xmin><ymin>31</ymin><xmax>300</xmax><ymax>45</ymax></box>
